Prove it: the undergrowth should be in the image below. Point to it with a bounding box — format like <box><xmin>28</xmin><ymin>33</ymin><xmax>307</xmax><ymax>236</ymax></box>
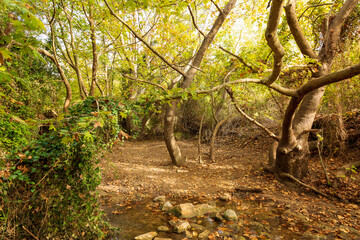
<box><xmin>0</xmin><ymin>97</ymin><xmax>124</xmax><ymax>239</ymax></box>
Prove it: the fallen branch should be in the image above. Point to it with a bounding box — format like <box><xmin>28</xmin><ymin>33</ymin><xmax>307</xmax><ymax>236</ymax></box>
<box><xmin>235</xmin><ymin>187</ymin><xmax>263</xmax><ymax>193</ymax></box>
<box><xmin>279</xmin><ymin>173</ymin><xmax>329</xmax><ymax>198</ymax></box>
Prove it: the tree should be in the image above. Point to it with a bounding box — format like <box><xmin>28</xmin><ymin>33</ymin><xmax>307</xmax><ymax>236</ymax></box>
<box><xmin>265</xmin><ymin>0</ymin><xmax>360</xmax><ymax>180</ymax></box>
<box><xmin>106</xmin><ymin>0</ymin><xmax>238</xmax><ymax>166</ymax></box>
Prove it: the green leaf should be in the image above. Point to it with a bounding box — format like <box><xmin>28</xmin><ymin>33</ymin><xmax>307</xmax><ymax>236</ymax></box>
<box><xmin>83</xmin><ymin>132</ymin><xmax>93</xmax><ymax>142</ymax></box>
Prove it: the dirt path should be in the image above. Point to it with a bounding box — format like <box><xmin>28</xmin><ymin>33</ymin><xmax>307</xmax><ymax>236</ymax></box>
<box><xmin>98</xmin><ymin>138</ymin><xmax>360</xmax><ymax>239</ymax></box>
<box><xmin>98</xmin><ymin>138</ymin><xmax>270</xmax><ymax>200</ymax></box>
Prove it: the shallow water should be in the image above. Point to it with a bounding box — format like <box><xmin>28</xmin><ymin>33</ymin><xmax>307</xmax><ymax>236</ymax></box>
<box><xmin>102</xmin><ymin>197</ymin><xmax>300</xmax><ymax>240</ymax></box>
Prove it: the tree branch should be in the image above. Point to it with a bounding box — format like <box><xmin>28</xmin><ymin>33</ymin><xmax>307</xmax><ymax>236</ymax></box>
<box><xmin>104</xmin><ymin>0</ymin><xmax>187</xmax><ymax>77</ymax></box>
<box><xmin>122</xmin><ymin>74</ymin><xmax>167</xmax><ymax>91</ymax></box>
<box><xmin>210</xmin><ymin>0</ymin><xmax>224</xmax><ymax>14</ymax></box>
<box><xmin>188</xmin><ymin>4</ymin><xmax>205</xmax><ymax>37</ymax></box>
<box><xmin>297</xmin><ymin>63</ymin><xmax>360</xmax><ymax>96</ymax></box>
<box><xmin>183</xmin><ymin>0</ymin><xmax>237</xmax><ymax>88</ymax></box>
<box><xmin>263</xmin><ymin>0</ymin><xmax>286</xmax><ymax>85</ymax></box>
<box><xmin>279</xmin><ymin>173</ymin><xmax>329</xmax><ymax>198</ymax></box>
<box><xmin>219</xmin><ymin>46</ymin><xmax>259</xmax><ymax>73</ymax></box>
<box><xmin>285</xmin><ymin>0</ymin><xmax>318</xmax><ymax>59</ymax></box>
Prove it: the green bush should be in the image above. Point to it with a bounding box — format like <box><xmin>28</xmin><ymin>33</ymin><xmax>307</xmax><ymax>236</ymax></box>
<box><xmin>0</xmin><ymin>97</ymin><xmax>122</xmax><ymax>239</ymax></box>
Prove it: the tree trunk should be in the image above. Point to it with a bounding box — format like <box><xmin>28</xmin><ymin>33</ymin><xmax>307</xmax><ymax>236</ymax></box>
<box><xmin>274</xmin><ymin>86</ymin><xmax>326</xmax><ymax>179</ymax></box>
<box><xmin>164</xmin><ymin>101</ymin><xmax>186</xmax><ymax>166</ymax></box>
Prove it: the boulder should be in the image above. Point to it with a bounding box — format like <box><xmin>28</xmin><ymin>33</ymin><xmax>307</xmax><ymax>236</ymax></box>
<box><xmin>194</xmin><ymin>204</ymin><xmax>219</xmax><ymax>216</ymax></box>
<box><xmin>134</xmin><ymin>231</ymin><xmax>157</xmax><ymax>240</ymax></box>
<box><xmin>162</xmin><ymin>201</ymin><xmax>174</xmax><ymax>211</ymax></box>
<box><xmin>168</xmin><ymin>219</ymin><xmax>177</xmax><ymax>227</ymax></box>
<box><xmin>185</xmin><ymin>230</ymin><xmax>193</xmax><ymax>238</ymax></box>
<box><xmin>223</xmin><ymin>209</ymin><xmax>238</xmax><ymax>221</ymax></box>
<box><xmin>173</xmin><ymin>203</ymin><xmax>196</xmax><ymax>218</ymax></box>
<box><xmin>190</xmin><ymin>223</ymin><xmax>205</xmax><ymax>232</ymax></box>
<box><xmin>174</xmin><ymin>220</ymin><xmax>191</xmax><ymax>233</ymax></box>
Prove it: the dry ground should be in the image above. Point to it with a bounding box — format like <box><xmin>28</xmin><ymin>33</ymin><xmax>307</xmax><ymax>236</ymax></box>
<box><xmin>98</xmin><ymin>136</ymin><xmax>360</xmax><ymax>239</ymax></box>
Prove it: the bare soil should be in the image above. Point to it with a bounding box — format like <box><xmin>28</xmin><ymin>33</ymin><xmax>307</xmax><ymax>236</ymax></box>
<box><xmin>98</xmin><ymin>136</ymin><xmax>360</xmax><ymax>239</ymax></box>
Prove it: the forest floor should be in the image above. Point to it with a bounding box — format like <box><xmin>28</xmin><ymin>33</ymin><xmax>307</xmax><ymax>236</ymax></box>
<box><xmin>98</xmin><ymin>135</ymin><xmax>360</xmax><ymax>239</ymax></box>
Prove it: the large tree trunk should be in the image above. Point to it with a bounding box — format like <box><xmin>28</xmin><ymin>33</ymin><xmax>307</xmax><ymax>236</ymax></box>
<box><xmin>274</xmin><ymin>87</ymin><xmax>326</xmax><ymax>179</ymax></box>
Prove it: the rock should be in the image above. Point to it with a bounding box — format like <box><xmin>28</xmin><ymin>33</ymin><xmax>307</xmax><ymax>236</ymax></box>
<box><xmin>210</xmin><ymin>212</ymin><xmax>223</xmax><ymax>222</ymax></box>
<box><xmin>174</xmin><ymin>220</ymin><xmax>191</xmax><ymax>233</ymax></box>
<box><xmin>134</xmin><ymin>231</ymin><xmax>157</xmax><ymax>240</ymax></box>
<box><xmin>168</xmin><ymin>219</ymin><xmax>177</xmax><ymax>227</ymax></box>
<box><xmin>154</xmin><ymin>238</ymin><xmax>173</xmax><ymax>240</ymax></box>
<box><xmin>219</xmin><ymin>192</ymin><xmax>232</xmax><ymax>201</ymax></box>
<box><xmin>194</xmin><ymin>204</ymin><xmax>219</xmax><ymax>216</ymax></box>
<box><xmin>249</xmin><ymin>221</ymin><xmax>264</xmax><ymax>231</ymax></box>
<box><xmin>190</xmin><ymin>223</ymin><xmax>205</xmax><ymax>232</ymax></box>
<box><xmin>157</xmin><ymin>226</ymin><xmax>170</xmax><ymax>232</ymax></box>
<box><xmin>162</xmin><ymin>201</ymin><xmax>174</xmax><ymax>211</ymax></box>
<box><xmin>198</xmin><ymin>230</ymin><xmax>211</xmax><ymax>240</ymax></box>
<box><xmin>173</xmin><ymin>203</ymin><xmax>196</xmax><ymax>218</ymax></box>
<box><xmin>153</xmin><ymin>196</ymin><xmax>166</xmax><ymax>202</ymax></box>
<box><xmin>185</xmin><ymin>230</ymin><xmax>193</xmax><ymax>238</ymax></box>
<box><xmin>223</xmin><ymin>209</ymin><xmax>238</xmax><ymax>221</ymax></box>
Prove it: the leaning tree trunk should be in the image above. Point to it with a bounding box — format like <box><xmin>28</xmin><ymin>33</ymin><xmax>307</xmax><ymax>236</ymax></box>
<box><xmin>164</xmin><ymin>100</ymin><xmax>186</xmax><ymax>166</ymax></box>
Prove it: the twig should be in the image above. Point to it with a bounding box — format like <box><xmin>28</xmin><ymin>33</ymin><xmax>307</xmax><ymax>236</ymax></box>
<box><xmin>317</xmin><ymin>140</ymin><xmax>330</xmax><ymax>184</ymax></box>
<box><xmin>122</xmin><ymin>74</ymin><xmax>167</xmax><ymax>91</ymax></box>
<box><xmin>22</xmin><ymin>226</ymin><xmax>39</xmax><ymax>240</ymax></box>
<box><xmin>279</xmin><ymin>173</ymin><xmax>329</xmax><ymax>198</ymax></box>
<box><xmin>188</xmin><ymin>5</ymin><xmax>205</xmax><ymax>37</ymax></box>
<box><xmin>235</xmin><ymin>187</ymin><xmax>263</xmax><ymax>193</ymax></box>
<box><xmin>219</xmin><ymin>46</ymin><xmax>258</xmax><ymax>73</ymax></box>
<box><xmin>33</xmin><ymin>159</ymin><xmax>60</xmax><ymax>188</ymax></box>
<box><xmin>226</xmin><ymin>87</ymin><xmax>279</xmax><ymax>141</ymax></box>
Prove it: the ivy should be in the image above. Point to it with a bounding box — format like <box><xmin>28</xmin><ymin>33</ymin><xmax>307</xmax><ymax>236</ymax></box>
<box><xmin>0</xmin><ymin>97</ymin><xmax>124</xmax><ymax>239</ymax></box>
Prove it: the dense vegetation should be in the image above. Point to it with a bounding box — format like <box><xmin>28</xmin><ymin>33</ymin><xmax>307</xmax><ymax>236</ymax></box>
<box><xmin>0</xmin><ymin>0</ymin><xmax>359</xmax><ymax>238</ymax></box>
